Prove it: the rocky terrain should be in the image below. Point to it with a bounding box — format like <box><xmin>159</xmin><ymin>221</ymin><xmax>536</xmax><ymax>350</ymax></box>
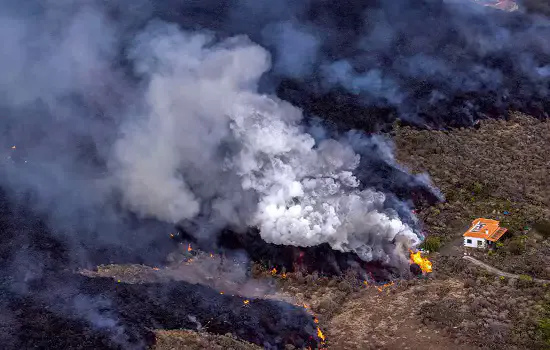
<box><xmin>80</xmin><ymin>113</ymin><xmax>550</xmax><ymax>349</ymax></box>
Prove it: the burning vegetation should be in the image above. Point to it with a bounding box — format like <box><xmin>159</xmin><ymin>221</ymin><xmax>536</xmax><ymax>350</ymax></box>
<box><xmin>410</xmin><ymin>250</ymin><xmax>433</xmax><ymax>274</ymax></box>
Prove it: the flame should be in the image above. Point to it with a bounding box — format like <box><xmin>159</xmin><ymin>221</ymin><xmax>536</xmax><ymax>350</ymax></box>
<box><xmin>187</xmin><ymin>244</ymin><xmax>193</xmax><ymax>252</ymax></box>
<box><xmin>314</xmin><ymin>318</ymin><xmax>319</xmax><ymax>324</ymax></box>
<box><xmin>363</xmin><ymin>280</ymin><xmax>368</xmax><ymax>287</ymax></box>
<box><xmin>376</xmin><ymin>281</ymin><xmax>394</xmax><ymax>293</ymax></box>
<box><xmin>243</xmin><ymin>300</ymin><xmax>250</xmax><ymax>305</ymax></box>
<box><xmin>281</xmin><ymin>272</ymin><xmax>287</xmax><ymax>279</ymax></box>
<box><xmin>317</xmin><ymin>327</ymin><xmax>325</xmax><ymax>342</ymax></box>
<box><xmin>409</xmin><ymin>250</ymin><xmax>432</xmax><ymax>273</ymax></box>
<box><xmin>152</xmin><ymin>267</ymin><xmax>159</xmax><ymax>271</ymax></box>
<box><xmin>220</xmin><ymin>292</ymin><xmax>224</xmax><ymax>295</ymax></box>
<box><xmin>303</xmin><ymin>303</ymin><xmax>309</xmax><ymax>309</ymax></box>
<box><xmin>210</xmin><ymin>253</ymin><xmax>214</xmax><ymax>258</ymax></box>
<box><xmin>11</xmin><ymin>145</ymin><xmax>16</xmax><ymax>149</ymax></box>
<box><xmin>271</xmin><ymin>268</ymin><xmax>277</xmax><ymax>276</ymax></box>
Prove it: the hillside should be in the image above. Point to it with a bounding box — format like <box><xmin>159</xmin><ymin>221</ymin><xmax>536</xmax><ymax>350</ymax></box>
<box><xmin>81</xmin><ymin>113</ymin><xmax>550</xmax><ymax>349</ymax></box>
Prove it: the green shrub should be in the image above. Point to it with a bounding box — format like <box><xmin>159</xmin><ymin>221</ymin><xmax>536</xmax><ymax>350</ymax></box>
<box><xmin>537</xmin><ymin>302</ymin><xmax>550</xmax><ymax>346</ymax></box>
<box><xmin>420</xmin><ymin>236</ymin><xmax>441</xmax><ymax>252</ymax></box>
<box><xmin>519</xmin><ymin>274</ymin><xmax>533</xmax><ymax>282</ymax></box>
<box><xmin>538</xmin><ymin>318</ymin><xmax>550</xmax><ymax>347</ymax></box>
<box><xmin>472</xmin><ymin>181</ymin><xmax>484</xmax><ymax>195</ymax></box>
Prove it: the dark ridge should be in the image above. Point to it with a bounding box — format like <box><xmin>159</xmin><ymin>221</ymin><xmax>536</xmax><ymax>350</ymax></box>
<box><xmin>170</xmin><ymin>227</ymin><xmax>402</xmax><ymax>281</ymax></box>
<box><xmin>0</xmin><ymin>187</ymin><xmax>318</xmax><ymax>349</ymax></box>
<box><xmin>0</xmin><ymin>273</ymin><xmax>318</xmax><ymax>349</ymax></box>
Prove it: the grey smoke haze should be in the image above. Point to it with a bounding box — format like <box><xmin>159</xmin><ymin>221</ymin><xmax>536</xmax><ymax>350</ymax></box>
<box><xmin>3</xmin><ymin>0</ymin><xmax>548</xmax><ymax>344</ymax></box>
<box><xmin>3</xmin><ymin>0</ymin><xmax>547</xmax><ymax>283</ymax></box>
<box><xmin>0</xmin><ymin>0</ymin><xmax>449</xmax><ymax>279</ymax></box>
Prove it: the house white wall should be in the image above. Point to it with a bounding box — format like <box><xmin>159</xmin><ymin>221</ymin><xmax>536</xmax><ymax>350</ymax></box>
<box><xmin>464</xmin><ymin>237</ymin><xmax>486</xmax><ymax>248</ymax></box>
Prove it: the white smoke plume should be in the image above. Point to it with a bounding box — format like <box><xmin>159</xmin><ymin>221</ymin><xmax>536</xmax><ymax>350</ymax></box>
<box><xmin>111</xmin><ymin>22</ymin><xmax>423</xmax><ymax>264</ymax></box>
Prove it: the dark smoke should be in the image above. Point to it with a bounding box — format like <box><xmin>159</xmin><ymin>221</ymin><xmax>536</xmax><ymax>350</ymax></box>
<box><xmin>140</xmin><ymin>0</ymin><xmax>550</xmax><ymax>128</ymax></box>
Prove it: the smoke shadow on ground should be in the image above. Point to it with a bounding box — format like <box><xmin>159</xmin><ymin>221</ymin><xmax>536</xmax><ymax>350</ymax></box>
<box><xmin>0</xmin><ymin>273</ymin><xmax>318</xmax><ymax>349</ymax></box>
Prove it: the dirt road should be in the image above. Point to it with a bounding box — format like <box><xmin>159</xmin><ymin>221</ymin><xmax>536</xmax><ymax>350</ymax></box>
<box><xmin>463</xmin><ymin>255</ymin><xmax>550</xmax><ymax>283</ymax></box>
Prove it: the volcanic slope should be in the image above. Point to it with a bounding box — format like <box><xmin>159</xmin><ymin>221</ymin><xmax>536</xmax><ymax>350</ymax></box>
<box><xmin>82</xmin><ymin>113</ymin><xmax>550</xmax><ymax>350</ymax></box>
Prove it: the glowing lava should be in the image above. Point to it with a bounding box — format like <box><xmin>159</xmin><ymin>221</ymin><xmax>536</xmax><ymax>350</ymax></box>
<box><xmin>410</xmin><ymin>250</ymin><xmax>433</xmax><ymax>273</ymax></box>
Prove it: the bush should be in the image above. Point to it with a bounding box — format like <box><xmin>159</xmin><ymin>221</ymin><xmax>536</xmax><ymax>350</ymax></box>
<box><xmin>420</xmin><ymin>236</ymin><xmax>441</xmax><ymax>252</ymax></box>
<box><xmin>507</xmin><ymin>238</ymin><xmax>525</xmax><ymax>255</ymax></box>
<box><xmin>519</xmin><ymin>274</ymin><xmax>533</xmax><ymax>282</ymax></box>
<box><xmin>537</xmin><ymin>303</ymin><xmax>550</xmax><ymax>347</ymax></box>
<box><xmin>472</xmin><ymin>181</ymin><xmax>484</xmax><ymax>195</ymax></box>
<box><xmin>538</xmin><ymin>318</ymin><xmax>550</xmax><ymax>347</ymax></box>
<box><xmin>518</xmin><ymin>274</ymin><xmax>535</xmax><ymax>288</ymax></box>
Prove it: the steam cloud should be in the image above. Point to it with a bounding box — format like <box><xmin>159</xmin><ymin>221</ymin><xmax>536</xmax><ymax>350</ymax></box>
<box><xmin>111</xmin><ymin>21</ymin><xmax>423</xmax><ymax>264</ymax></box>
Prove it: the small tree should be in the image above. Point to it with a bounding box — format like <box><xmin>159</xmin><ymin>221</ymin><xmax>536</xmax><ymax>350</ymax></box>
<box><xmin>507</xmin><ymin>238</ymin><xmax>525</xmax><ymax>255</ymax></box>
<box><xmin>420</xmin><ymin>236</ymin><xmax>441</xmax><ymax>252</ymax></box>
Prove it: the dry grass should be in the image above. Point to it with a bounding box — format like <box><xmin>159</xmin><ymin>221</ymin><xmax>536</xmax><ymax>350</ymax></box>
<box><xmin>153</xmin><ymin>330</ymin><xmax>261</xmax><ymax>350</ymax></box>
<box><xmin>394</xmin><ymin>113</ymin><xmax>550</xmax><ymax>277</ymax></box>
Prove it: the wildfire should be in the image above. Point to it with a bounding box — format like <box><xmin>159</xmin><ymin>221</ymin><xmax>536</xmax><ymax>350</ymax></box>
<box><xmin>376</xmin><ymin>281</ymin><xmax>394</xmax><ymax>293</ymax></box>
<box><xmin>243</xmin><ymin>299</ymin><xmax>250</xmax><ymax>305</ymax></box>
<box><xmin>409</xmin><ymin>250</ymin><xmax>433</xmax><ymax>273</ymax></box>
<box><xmin>281</xmin><ymin>272</ymin><xmax>287</xmax><ymax>279</ymax></box>
<box><xmin>271</xmin><ymin>267</ymin><xmax>277</xmax><ymax>276</ymax></box>
<box><xmin>187</xmin><ymin>244</ymin><xmax>193</xmax><ymax>252</ymax></box>
<box><xmin>317</xmin><ymin>326</ymin><xmax>326</xmax><ymax>342</ymax></box>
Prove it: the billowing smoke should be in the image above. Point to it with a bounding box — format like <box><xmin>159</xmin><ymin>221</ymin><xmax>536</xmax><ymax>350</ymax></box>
<box><xmin>111</xmin><ymin>21</ymin><xmax>425</xmax><ymax>264</ymax></box>
<box><xmin>1</xmin><ymin>0</ymin><xmax>548</xmax><ymax>347</ymax></box>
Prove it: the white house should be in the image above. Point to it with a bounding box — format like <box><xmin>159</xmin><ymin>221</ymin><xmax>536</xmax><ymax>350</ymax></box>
<box><xmin>463</xmin><ymin>218</ymin><xmax>507</xmax><ymax>249</ymax></box>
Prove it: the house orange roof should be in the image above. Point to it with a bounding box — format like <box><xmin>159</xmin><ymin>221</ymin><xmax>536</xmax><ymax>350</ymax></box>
<box><xmin>463</xmin><ymin>218</ymin><xmax>508</xmax><ymax>242</ymax></box>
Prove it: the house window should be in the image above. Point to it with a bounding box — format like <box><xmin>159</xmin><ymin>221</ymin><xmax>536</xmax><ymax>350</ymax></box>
<box><xmin>466</xmin><ymin>239</ymin><xmax>472</xmax><ymax>244</ymax></box>
<box><xmin>477</xmin><ymin>240</ymin><xmax>483</xmax><ymax>246</ymax></box>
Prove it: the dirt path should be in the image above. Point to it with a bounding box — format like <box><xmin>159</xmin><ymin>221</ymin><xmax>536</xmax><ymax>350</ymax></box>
<box><xmin>463</xmin><ymin>255</ymin><xmax>550</xmax><ymax>283</ymax></box>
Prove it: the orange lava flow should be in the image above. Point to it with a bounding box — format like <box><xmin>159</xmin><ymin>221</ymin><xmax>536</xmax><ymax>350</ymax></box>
<box><xmin>410</xmin><ymin>250</ymin><xmax>433</xmax><ymax>273</ymax></box>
